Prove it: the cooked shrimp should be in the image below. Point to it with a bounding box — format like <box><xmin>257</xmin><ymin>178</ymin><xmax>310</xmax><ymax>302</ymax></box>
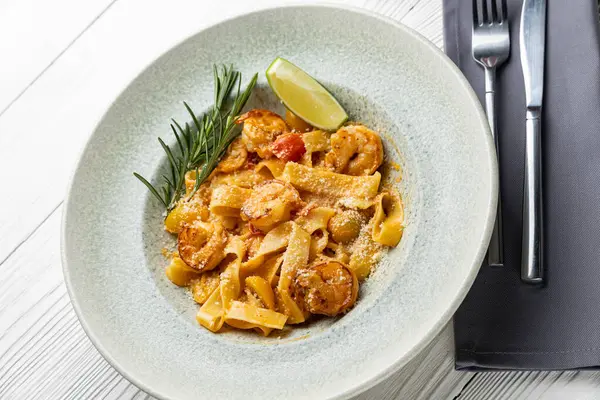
<box><xmin>236</xmin><ymin>109</ymin><xmax>290</xmax><ymax>158</ymax></box>
<box><xmin>217</xmin><ymin>138</ymin><xmax>247</xmax><ymax>173</ymax></box>
<box><xmin>178</xmin><ymin>221</ymin><xmax>228</xmax><ymax>272</ymax></box>
<box><xmin>240</xmin><ymin>180</ymin><xmax>304</xmax><ymax>232</ymax></box>
<box><xmin>291</xmin><ymin>261</ymin><xmax>358</xmax><ymax>316</ymax></box>
<box><xmin>325</xmin><ymin>125</ymin><xmax>383</xmax><ymax>176</ymax></box>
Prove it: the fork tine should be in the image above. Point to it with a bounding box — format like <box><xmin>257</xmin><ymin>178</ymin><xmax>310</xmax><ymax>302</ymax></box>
<box><xmin>480</xmin><ymin>0</ymin><xmax>489</xmax><ymax>24</ymax></box>
<box><xmin>499</xmin><ymin>0</ymin><xmax>508</xmax><ymax>22</ymax></box>
<box><xmin>472</xmin><ymin>0</ymin><xmax>480</xmax><ymax>26</ymax></box>
<box><xmin>489</xmin><ymin>0</ymin><xmax>498</xmax><ymax>23</ymax></box>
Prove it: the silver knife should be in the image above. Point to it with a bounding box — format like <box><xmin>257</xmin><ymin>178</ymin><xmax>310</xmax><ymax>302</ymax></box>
<box><xmin>519</xmin><ymin>0</ymin><xmax>546</xmax><ymax>284</ymax></box>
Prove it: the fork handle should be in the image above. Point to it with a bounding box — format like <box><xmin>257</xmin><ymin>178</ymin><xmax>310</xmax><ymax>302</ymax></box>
<box><xmin>484</xmin><ymin>67</ymin><xmax>504</xmax><ymax>267</ymax></box>
<box><xmin>521</xmin><ymin>109</ymin><xmax>543</xmax><ymax>283</ymax></box>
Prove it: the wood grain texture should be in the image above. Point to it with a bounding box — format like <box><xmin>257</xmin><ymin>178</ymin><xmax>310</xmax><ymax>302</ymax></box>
<box><xmin>461</xmin><ymin>371</ymin><xmax>600</xmax><ymax>400</ymax></box>
<box><xmin>3</xmin><ymin>0</ymin><xmax>597</xmax><ymax>399</ymax></box>
<box><xmin>0</xmin><ymin>208</ymin><xmax>138</xmax><ymax>400</ymax></box>
<box><xmin>0</xmin><ymin>0</ymin><xmax>116</xmax><ymax>113</ymax></box>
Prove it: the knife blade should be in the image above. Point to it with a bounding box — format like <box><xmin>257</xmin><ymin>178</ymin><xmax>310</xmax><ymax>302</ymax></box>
<box><xmin>519</xmin><ymin>0</ymin><xmax>546</xmax><ymax>284</ymax></box>
<box><xmin>520</xmin><ymin>0</ymin><xmax>546</xmax><ymax>110</ymax></box>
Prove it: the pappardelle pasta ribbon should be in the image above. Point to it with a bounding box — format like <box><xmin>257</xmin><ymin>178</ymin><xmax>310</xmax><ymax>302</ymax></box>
<box><xmin>161</xmin><ymin>111</ymin><xmax>404</xmax><ymax>336</ymax></box>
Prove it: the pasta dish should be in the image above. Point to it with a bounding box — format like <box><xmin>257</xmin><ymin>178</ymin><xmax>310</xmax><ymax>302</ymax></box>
<box><xmin>161</xmin><ymin>108</ymin><xmax>404</xmax><ymax>336</ymax></box>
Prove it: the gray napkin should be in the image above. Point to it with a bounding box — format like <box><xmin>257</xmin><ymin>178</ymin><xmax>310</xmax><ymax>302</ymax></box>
<box><xmin>445</xmin><ymin>0</ymin><xmax>600</xmax><ymax>370</ymax></box>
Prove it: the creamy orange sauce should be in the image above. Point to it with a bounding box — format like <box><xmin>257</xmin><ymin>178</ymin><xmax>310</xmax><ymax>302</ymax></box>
<box><xmin>161</xmin><ymin>109</ymin><xmax>404</xmax><ymax>335</ymax></box>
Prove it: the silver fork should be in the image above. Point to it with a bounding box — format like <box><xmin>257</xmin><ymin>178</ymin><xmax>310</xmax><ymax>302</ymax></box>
<box><xmin>472</xmin><ymin>0</ymin><xmax>510</xmax><ymax>267</ymax></box>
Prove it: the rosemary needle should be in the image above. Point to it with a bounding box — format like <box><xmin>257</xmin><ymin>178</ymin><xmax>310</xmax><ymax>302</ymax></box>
<box><xmin>134</xmin><ymin>65</ymin><xmax>258</xmax><ymax>212</ymax></box>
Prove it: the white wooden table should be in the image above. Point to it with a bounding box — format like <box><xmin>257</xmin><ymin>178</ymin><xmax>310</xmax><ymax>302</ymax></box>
<box><xmin>2</xmin><ymin>0</ymin><xmax>600</xmax><ymax>398</ymax></box>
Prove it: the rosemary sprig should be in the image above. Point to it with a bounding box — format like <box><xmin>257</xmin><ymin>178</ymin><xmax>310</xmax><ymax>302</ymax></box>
<box><xmin>134</xmin><ymin>64</ymin><xmax>258</xmax><ymax>212</ymax></box>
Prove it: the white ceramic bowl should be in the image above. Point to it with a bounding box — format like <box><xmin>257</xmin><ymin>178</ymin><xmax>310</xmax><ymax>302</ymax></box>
<box><xmin>62</xmin><ymin>4</ymin><xmax>496</xmax><ymax>399</ymax></box>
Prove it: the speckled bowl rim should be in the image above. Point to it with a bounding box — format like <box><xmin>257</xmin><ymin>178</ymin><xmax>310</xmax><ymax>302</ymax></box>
<box><xmin>61</xmin><ymin>3</ymin><xmax>497</xmax><ymax>399</ymax></box>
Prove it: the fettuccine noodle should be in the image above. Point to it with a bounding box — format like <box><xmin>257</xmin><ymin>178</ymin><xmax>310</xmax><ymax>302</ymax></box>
<box><xmin>162</xmin><ymin>110</ymin><xmax>404</xmax><ymax>335</ymax></box>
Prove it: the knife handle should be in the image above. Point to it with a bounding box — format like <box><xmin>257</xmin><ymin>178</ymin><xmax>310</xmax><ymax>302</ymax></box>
<box><xmin>521</xmin><ymin>109</ymin><xmax>543</xmax><ymax>283</ymax></box>
<box><xmin>484</xmin><ymin>68</ymin><xmax>504</xmax><ymax>267</ymax></box>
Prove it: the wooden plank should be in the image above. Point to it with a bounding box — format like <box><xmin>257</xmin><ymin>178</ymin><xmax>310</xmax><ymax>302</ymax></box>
<box><xmin>357</xmin><ymin>325</ymin><xmax>473</xmax><ymax>399</ymax></box>
<box><xmin>460</xmin><ymin>371</ymin><xmax>600</xmax><ymax>399</ymax></box>
<box><xmin>0</xmin><ymin>0</ymin><xmax>116</xmax><ymax>113</ymax></box>
<box><xmin>0</xmin><ymin>207</ymin><xmax>150</xmax><ymax>399</ymax></box>
<box><xmin>364</xmin><ymin>0</ymin><xmax>444</xmax><ymax>48</ymax></box>
<box><xmin>0</xmin><ymin>209</ymin><xmax>118</xmax><ymax>399</ymax></box>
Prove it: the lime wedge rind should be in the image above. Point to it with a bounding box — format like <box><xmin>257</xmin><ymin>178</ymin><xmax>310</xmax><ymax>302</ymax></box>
<box><xmin>266</xmin><ymin>57</ymin><xmax>348</xmax><ymax>131</ymax></box>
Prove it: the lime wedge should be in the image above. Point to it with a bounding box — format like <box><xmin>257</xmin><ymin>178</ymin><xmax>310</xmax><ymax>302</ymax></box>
<box><xmin>266</xmin><ymin>57</ymin><xmax>348</xmax><ymax>131</ymax></box>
